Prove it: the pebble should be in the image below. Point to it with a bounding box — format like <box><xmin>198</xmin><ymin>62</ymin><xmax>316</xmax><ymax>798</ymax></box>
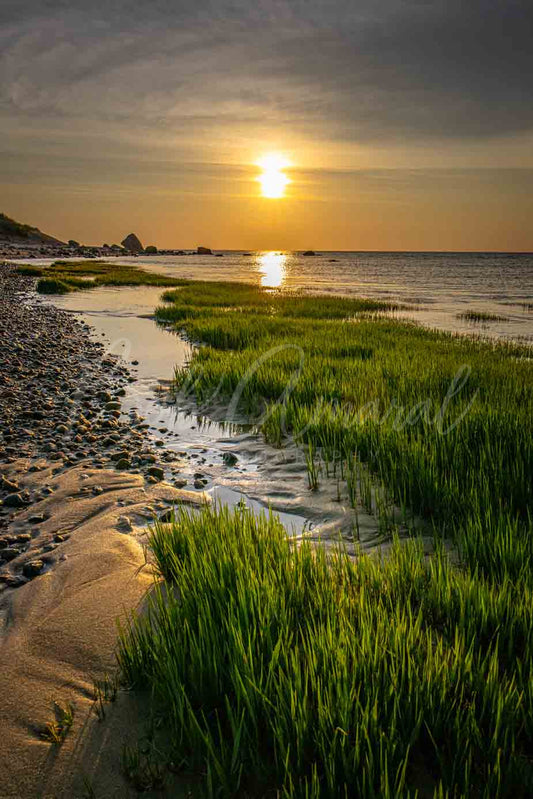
<box><xmin>28</xmin><ymin>513</ymin><xmax>48</xmax><ymax>524</ymax></box>
<box><xmin>1</xmin><ymin>548</ymin><xmax>21</xmax><ymax>562</ymax></box>
<box><xmin>0</xmin><ymin>265</ymin><xmax>193</xmax><ymax>588</ymax></box>
<box><xmin>117</xmin><ymin>515</ymin><xmax>133</xmax><ymax>532</ymax></box>
<box><xmin>2</xmin><ymin>494</ymin><xmax>28</xmax><ymax>508</ymax></box>
<box><xmin>0</xmin><ymin>477</ymin><xmax>19</xmax><ymax>492</ymax></box>
<box><xmin>22</xmin><ymin>560</ymin><xmax>44</xmax><ymax>579</ymax></box>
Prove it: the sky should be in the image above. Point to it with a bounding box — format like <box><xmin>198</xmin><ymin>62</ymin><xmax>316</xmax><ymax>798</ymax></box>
<box><xmin>1</xmin><ymin>0</ymin><xmax>532</xmax><ymax>251</ymax></box>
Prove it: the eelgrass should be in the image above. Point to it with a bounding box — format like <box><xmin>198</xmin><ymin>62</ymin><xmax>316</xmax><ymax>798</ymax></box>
<box><xmin>118</xmin><ymin>504</ymin><xmax>533</xmax><ymax>797</ymax></box>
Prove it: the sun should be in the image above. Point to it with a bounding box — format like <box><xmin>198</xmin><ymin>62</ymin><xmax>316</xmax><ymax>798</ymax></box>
<box><xmin>257</xmin><ymin>153</ymin><xmax>290</xmax><ymax>199</ymax></box>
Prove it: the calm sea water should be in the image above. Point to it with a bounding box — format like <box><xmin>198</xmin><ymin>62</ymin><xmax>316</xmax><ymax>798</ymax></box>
<box><xmin>126</xmin><ymin>250</ymin><xmax>533</xmax><ymax>343</ymax></box>
<box><xmin>27</xmin><ymin>250</ymin><xmax>533</xmax><ymax>343</ymax></box>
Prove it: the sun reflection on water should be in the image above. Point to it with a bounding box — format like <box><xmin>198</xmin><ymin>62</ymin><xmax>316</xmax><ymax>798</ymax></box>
<box><xmin>258</xmin><ymin>251</ymin><xmax>286</xmax><ymax>288</ymax></box>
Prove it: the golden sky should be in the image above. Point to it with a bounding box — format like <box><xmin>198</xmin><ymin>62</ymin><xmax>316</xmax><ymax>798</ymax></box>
<box><xmin>2</xmin><ymin>0</ymin><xmax>532</xmax><ymax>251</ymax></box>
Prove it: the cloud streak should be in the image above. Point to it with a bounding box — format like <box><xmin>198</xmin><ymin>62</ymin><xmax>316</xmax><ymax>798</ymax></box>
<box><xmin>1</xmin><ymin>0</ymin><xmax>532</xmax><ymax>144</ymax></box>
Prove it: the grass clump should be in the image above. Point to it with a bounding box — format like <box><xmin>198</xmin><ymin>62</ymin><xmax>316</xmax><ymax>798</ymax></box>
<box><xmin>41</xmin><ymin>701</ymin><xmax>74</xmax><ymax>744</ymax></box>
<box><xmin>36</xmin><ymin>277</ymin><xmax>73</xmax><ymax>294</ymax></box>
<box><xmin>458</xmin><ymin>309</ymin><xmax>509</xmax><ymax>322</ymax></box>
<box><xmin>122</xmin><ymin>744</ymin><xmax>167</xmax><ymax>793</ymax></box>
<box><xmin>16</xmin><ymin>265</ymin><xmax>44</xmax><ymax>276</ymax></box>
<box><xmin>34</xmin><ymin>260</ymin><xmax>186</xmax><ymax>294</ymax></box>
<box><xmin>118</xmin><ymin>504</ymin><xmax>533</xmax><ymax>797</ymax></box>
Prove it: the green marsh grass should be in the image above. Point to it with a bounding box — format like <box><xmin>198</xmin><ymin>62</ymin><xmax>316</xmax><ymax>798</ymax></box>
<box><xmin>118</xmin><ymin>279</ymin><xmax>532</xmax><ymax>796</ymax></box>
<box><xmin>119</xmin><ymin>504</ymin><xmax>533</xmax><ymax>797</ymax></box>
<box><xmin>156</xmin><ymin>280</ymin><xmax>532</xmax><ymax>566</ymax></box>
<box><xmin>28</xmin><ymin>260</ymin><xmax>186</xmax><ymax>294</ymax></box>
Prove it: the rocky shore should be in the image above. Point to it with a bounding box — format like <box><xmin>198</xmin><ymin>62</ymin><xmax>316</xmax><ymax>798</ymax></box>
<box><xmin>0</xmin><ymin>262</ymin><xmax>186</xmax><ymax>588</ymax></box>
<box><xmin>0</xmin><ymin>261</ymin><xmax>207</xmax><ymax>797</ymax></box>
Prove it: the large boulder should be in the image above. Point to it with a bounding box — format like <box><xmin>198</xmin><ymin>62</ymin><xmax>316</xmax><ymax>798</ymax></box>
<box><xmin>121</xmin><ymin>233</ymin><xmax>144</xmax><ymax>252</ymax></box>
<box><xmin>197</xmin><ymin>246</ymin><xmax>213</xmax><ymax>255</ymax></box>
<box><xmin>144</xmin><ymin>245</ymin><xmax>158</xmax><ymax>254</ymax></box>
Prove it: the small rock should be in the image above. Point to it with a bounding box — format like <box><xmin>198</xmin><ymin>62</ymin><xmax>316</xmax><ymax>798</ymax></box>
<box><xmin>28</xmin><ymin>513</ymin><xmax>48</xmax><ymax>524</ymax></box>
<box><xmin>117</xmin><ymin>515</ymin><xmax>133</xmax><ymax>532</ymax></box>
<box><xmin>110</xmin><ymin>451</ymin><xmax>130</xmax><ymax>462</ymax></box>
<box><xmin>0</xmin><ymin>574</ymin><xmax>26</xmax><ymax>588</ymax></box>
<box><xmin>0</xmin><ymin>477</ymin><xmax>19</xmax><ymax>493</ymax></box>
<box><xmin>2</xmin><ymin>493</ymin><xmax>28</xmax><ymax>508</ymax></box>
<box><xmin>147</xmin><ymin>466</ymin><xmax>164</xmax><ymax>480</ymax></box>
<box><xmin>1</xmin><ymin>547</ymin><xmax>21</xmax><ymax>561</ymax></box>
<box><xmin>115</xmin><ymin>458</ymin><xmax>131</xmax><ymax>470</ymax></box>
<box><xmin>158</xmin><ymin>508</ymin><xmax>176</xmax><ymax>523</ymax></box>
<box><xmin>22</xmin><ymin>560</ymin><xmax>44</xmax><ymax>578</ymax></box>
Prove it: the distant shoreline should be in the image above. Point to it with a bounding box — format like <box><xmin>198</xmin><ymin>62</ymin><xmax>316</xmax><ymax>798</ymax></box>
<box><xmin>2</xmin><ymin>243</ymin><xmax>533</xmax><ymax>260</ymax></box>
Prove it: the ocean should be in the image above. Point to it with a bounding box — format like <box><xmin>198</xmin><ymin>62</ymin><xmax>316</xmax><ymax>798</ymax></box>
<box><xmin>123</xmin><ymin>250</ymin><xmax>533</xmax><ymax>344</ymax></box>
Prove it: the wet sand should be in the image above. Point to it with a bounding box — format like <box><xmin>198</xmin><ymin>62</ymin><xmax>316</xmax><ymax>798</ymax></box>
<box><xmin>0</xmin><ymin>459</ymin><xmax>207</xmax><ymax>798</ymax></box>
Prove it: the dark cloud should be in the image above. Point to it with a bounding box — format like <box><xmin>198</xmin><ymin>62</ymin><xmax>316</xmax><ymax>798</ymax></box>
<box><xmin>1</xmin><ymin>0</ymin><xmax>532</xmax><ymax>144</ymax></box>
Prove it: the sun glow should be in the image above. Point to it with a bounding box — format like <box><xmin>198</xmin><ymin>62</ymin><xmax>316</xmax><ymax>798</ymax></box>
<box><xmin>257</xmin><ymin>153</ymin><xmax>290</xmax><ymax>199</ymax></box>
<box><xmin>259</xmin><ymin>251</ymin><xmax>286</xmax><ymax>287</ymax></box>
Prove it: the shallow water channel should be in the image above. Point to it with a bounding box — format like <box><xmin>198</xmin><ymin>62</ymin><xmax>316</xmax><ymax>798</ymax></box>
<box><xmin>40</xmin><ymin>285</ymin><xmax>427</xmax><ymax>556</ymax></box>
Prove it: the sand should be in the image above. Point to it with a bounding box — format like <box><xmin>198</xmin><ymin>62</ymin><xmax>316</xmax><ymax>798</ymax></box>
<box><xmin>0</xmin><ymin>459</ymin><xmax>207</xmax><ymax>798</ymax></box>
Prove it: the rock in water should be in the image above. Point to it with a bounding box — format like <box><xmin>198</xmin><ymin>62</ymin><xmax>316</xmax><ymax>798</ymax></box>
<box><xmin>121</xmin><ymin>233</ymin><xmax>144</xmax><ymax>252</ymax></box>
<box><xmin>197</xmin><ymin>246</ymin><xmax>213</xmax><ymax>255</ymax></box>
